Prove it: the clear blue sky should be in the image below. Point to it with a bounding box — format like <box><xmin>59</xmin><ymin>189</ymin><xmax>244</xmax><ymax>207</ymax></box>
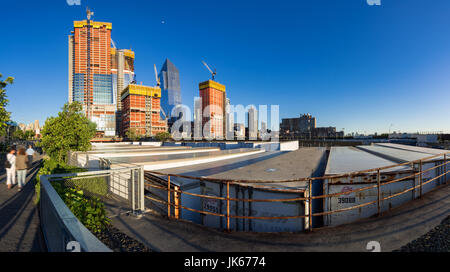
<box><xmin>2</xmin><ymin>0</ymin><xmax>450</xmax><ymax>134</ymax></box>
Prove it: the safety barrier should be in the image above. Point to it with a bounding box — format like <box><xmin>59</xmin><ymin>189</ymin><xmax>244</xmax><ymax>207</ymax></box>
<box><xmin>145</xmin><ymin>151</ymin><xmax>449</xmax><ymax>232</ymax></box>
<box><xmin>39</xmin><ymin>166</ymin><xmax>145</xmax><ymax>252</ymax></box>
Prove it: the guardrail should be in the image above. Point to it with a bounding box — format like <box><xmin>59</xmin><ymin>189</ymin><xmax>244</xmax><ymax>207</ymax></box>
<box><xmin>40</xmin><ymin>174</ymin><xmax>112</xmax><ymax>252</ymax></box>
<box><xmin>39</xmin><ymin>166</ymin><xmax>145</xmax><ymax>252</ymax></box>
<box><xmin>145</xmin><ymin>151</ymin><xmax>449</xmax><ymax>232</ymax></box>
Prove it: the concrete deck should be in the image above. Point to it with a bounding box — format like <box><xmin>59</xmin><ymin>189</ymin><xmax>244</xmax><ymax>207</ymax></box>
<box><xmin>112</xmin><ymin>182</ymin><xmax>449</xmax><ymax>252</ymax></box>
<box><xmin>0</xmin><ymin>157</ymin><xmax>45</xmax><ymax>252</ymax></box>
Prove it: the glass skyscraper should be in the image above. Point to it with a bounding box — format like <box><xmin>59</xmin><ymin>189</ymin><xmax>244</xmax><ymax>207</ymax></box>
<box><xmin>159</xmin><ymin>59</ymin><xmax>181</xmax><ymax>122</ymax></box>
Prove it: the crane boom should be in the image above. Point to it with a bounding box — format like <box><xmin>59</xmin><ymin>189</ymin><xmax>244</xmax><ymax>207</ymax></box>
<box><xmin>154</xmin><ymin>64</ymin><xmax>160</xmax><ymax>87</ymax></box>
<box><xmin>202</xmin><ymin>61</ymin><xmax>217</xmax><ymax>81</ymax></box>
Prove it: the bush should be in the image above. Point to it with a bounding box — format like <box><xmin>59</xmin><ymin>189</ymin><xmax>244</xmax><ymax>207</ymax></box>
<box><xmin>51</xmin><ymin>182</ymin><xmax>111</xmax><ymax>233</ymax></box>
<box><xmin>35</xmin><ymin>159</ymin><xmax>111</xmax><ymax>233</ymax></box>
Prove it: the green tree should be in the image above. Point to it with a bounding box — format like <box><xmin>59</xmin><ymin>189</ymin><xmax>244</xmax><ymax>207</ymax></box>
<box><xmin>39</xmin><ymin>102</ymin><xmax>96</xmax><ymax>163</ymax></box>
<box><xmin>12</xmin><ymin>129</ymin><xmax>24</xmax><ymax>140</ymax></box>
<box><xmin>24</xmin><ymin>130</ymin><xmax>35</xmax><ymax>140</ymax></box>
<box><xmin>0</xmin><ymin>73</ymin><xmax>14</xmax><ymax>136</ymax></box>
<box><xmin>126</xmin><ymin>128</ymin><xmax>142</xmax><ymax>141</ymax></box>
<box><xmin>155</xmin><ymin>131</ymin><xmax>171</xmax><ymax>142</ymax></box>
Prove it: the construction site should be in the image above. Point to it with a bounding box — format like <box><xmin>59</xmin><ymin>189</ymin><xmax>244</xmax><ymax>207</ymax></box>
<box><xmin>66</xmin><ymin>141</ymin><xmax>448</xmax><ymax>240</ymax></box>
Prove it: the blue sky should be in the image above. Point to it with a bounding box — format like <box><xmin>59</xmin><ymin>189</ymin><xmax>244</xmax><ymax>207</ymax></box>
<box><xmin>1</xmin><ymin>0</ymin><xmax>450</xmax><ymax>134</ymax></box>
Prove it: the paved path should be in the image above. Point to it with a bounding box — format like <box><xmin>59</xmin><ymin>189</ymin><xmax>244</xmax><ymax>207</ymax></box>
<box><xmin>0</xmin><ymin>158</ymin><xmax>45</xmax><ymax>252</ymax></box>
<box><xmin>112</xmin><ymin>182</ymin><xmax>449</xmax><ymax>252</ymax></box>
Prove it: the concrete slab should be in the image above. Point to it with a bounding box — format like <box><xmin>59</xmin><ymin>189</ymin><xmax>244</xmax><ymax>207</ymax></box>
<box><xmin>207</xmin><ymin>147</ymin><xmax>327</xmax><ymax>189</ymax></box>
<box><xmin>325</xmin><ymin>146</ymin><xmax>409</xmax><ymax>175</ymax></box>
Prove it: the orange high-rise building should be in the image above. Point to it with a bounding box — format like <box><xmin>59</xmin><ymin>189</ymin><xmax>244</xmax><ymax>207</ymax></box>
<box><xmin>199</xmin><ymin>80</ymin><xmax>226</xmax><ymax>139</ymax></box>
<box><xmin>68</xmin><ymin>15</ymin><xmax>117</xmax><ymax>136</ymax></box>
<box><xmin>120</xmin><ymin>84</ymin><xmax>167</xmax><ymax>137</ymax></box>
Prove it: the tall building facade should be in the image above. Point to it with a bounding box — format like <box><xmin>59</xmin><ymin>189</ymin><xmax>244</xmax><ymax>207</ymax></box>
<box><xmin>120</xmin><ymin>84</ymin><xmax>167</xmax><ymax>137</ymax></box>
<box><xmin>199</xmin><ymin>80</ymin><xmax>226</xmax><ymax>139</ymax></box>
<box><xmin>159</xmin><ymin>59</ymin><xmax>181</xmax><ymax>123</ymax></box>
<box><xmin>68</xmin><ymin>18</ymin><xmax>116</xmax><ymax>136</ymax></box>
<box><xmin>248</xmin><ymin>106</ymin><xmax>258</xmax><ymax>140</ymax></box>
<box><xmin>111</xmin><ymin>48</ymin><xmax>135</xmax><ymax>135</ymax></box>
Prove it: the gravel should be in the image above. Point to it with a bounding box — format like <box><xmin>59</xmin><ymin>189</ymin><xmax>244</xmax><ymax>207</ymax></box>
<box><xmin>94</xmin><ymin>225</ymin><xmax>151</xmax><ymax>252</ymax></box>
<box><xmin>394</xmin><ymin>216</ymin><xmax>450</xmax><ymax>252</ymax></box>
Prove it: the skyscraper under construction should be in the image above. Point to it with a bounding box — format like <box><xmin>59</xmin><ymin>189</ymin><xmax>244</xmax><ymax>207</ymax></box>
<box><xmin>68</xmin><ymin>9</ymin><xmax>116</xmax><ymax>136</ymax></box>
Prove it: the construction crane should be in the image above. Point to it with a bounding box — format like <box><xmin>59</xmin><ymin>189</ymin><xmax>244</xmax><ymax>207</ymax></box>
<box><xmin>86</xmin><ymin>7</ymin><xmax>94</xmax><ymax>20</ymax></box>
<box><xmin>154</xmin><ymin>64</ymin><xmax>161</xmax><ymax>87</ymax></box>
<box><xmin>202</xmin><ymin>61</ymin><xmax>217</xmax><ymax>81</ymax></box>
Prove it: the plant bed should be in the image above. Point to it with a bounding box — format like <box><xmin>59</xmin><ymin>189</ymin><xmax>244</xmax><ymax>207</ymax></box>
<box><xmin>94</xmin><ymin>225</ymin><xmax>151</xmax><ymax>252</ymax></box>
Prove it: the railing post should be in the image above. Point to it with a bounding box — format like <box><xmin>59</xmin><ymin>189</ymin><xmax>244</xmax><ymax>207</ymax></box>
<box><xmin>308</xmin><ymin>178</ymin><xmax>313</xmax><ymax>232</ymax></box>
<box><xmin>227</xmin><ymin>181</ymin><xmax>230</xmax><ymax>232</ymax></box>
<box><xmin>411</xmin><ymin>162</ymin><xmax>416</xmax><ymax>199</ymax></box>
<box><xmin>419</xmin><ymin>160</ymin><xmax>423</xmax><ymax>198</ymax></box>
<box><xmin>139</xmin><ymin>167</ymin><xmax>145</xmax><ymax>212</ymax></box>
<box><xmin>377</xmin><ymin>170</ymin><xmax>381</xmax><ymax>215</ymax></box>
<box><xmin>445</xmin><ymin>154</ymin><xmax>447</xmax><ymax>184</ymax></box>
<box><xmin>167</xmin><ymin>175</ymin><xmax>171</xmax><ymax>218</ymax></box>
<box><xmin>131</xmin><ymin>169</ymin><xmax>135</xmax><ymax>213</ymax></box>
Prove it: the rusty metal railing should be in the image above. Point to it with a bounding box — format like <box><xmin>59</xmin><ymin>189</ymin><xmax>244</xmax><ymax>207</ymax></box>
<box><xmin>144</xmin><ymin>151</ymin><xmax>449</xmax><ymax>232</ymax></box>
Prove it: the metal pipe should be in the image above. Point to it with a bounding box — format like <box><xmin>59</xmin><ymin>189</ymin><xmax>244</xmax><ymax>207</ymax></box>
<box><xmin>445</xmin><ymin>154</ymin><xmax>447</xmax><ymax>184</ymax></box>
<box><xmin>168</xmin><ymin>175</ymin><xmax>171</xmax><ymax>217</ymax></box>
<box><xmin>131</xmin><ymin>169</ymin><xmax>135</xmax><ymax>213</ymax></box>
<box><xmin>377</xmin><ymin>169</ymin><xmax>381</xmax><ymax>215</ymax></box>
<box><xmin>227</xmin><ymin>181</ymin><xmax>230</xmax><ymax>231</ymax></box>
<box><xmin>419</xmin><ymin>160</ymin><xmax>423</xmax><ymax>198</ymax></box>
<box><xmin>309</xmin><ymin>178</ymin><xmax>312</xmax><ymax>232</ymax></box>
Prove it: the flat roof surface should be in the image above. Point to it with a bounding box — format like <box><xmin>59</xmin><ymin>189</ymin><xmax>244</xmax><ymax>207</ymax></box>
<box><xmin>146</xmin><ymin>151</ymin><xmax>285</xmax><ymax>187</ymax></box>
<box><xmin>357</xmin><ymin>145</ymin><xmax>436</xmax><ymax>163</ymax></box>
<box><xmin>146</xmin><ymin>148</ymin><xmax>326</xmax><ymax>189</ymax></box>
<box><xmin>90</xmin><ymin>146</ymin><xmax>192</xmax><ymax>153</ymax></box>
<box><xmin>87</xmin><ymin>148</ymin><xmax>219</xmax><ymax>158</ymax></box>
<box><xmin>325</xmin><ymin>147</ymin><xmax>409</xmax><ymax>175</ymax></box>
<box><xmin>375</xmin><ymin>143</ymin><xmax>448</xmax><ymax>155</ymax></box>
<box><xmin>106</xmin><ymin>148</ymin><xmax>258</xmax><ymax>165</ymax></box>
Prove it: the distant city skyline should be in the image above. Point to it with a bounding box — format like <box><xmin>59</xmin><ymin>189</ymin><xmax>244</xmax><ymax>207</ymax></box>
<box><xmin>2</xmin><ymin>0</ymin><xmax>450</xmax><ymax>134</ymax></box>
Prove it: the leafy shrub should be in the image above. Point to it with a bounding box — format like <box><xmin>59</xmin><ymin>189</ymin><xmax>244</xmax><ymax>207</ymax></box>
<box><xmin>51</xmin><ymin>182</ymin><xmax>111</xmax><ymax>233</ymax></box>
<box><xmin>36</xmin><ymin>158</ymin><xmax>111</xmax><ymax>233</ymax></box>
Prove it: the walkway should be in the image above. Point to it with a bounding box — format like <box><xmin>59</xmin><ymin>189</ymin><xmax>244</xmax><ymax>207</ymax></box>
<box><xmin>112</xmin><ymin>182</ymin><xmax>449</xmax><ymax>252</ymax></box>
<box><xmin>0</xmin><ymin>157</ymin><xmax>45</xmax><ymax>252</ymax></box>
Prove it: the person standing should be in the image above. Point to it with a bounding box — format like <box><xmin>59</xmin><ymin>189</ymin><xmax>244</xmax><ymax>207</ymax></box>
<box><xmin>26</xmin><ymin>145</ymin><xmax>35</xmax><ymax>168</ymax></box>
<box><xmin>15</xmin><ymin>148</ymin><xmax>29</xmax><ymax>192</ymax></box>
<box><xmin>5</xmin><ymin>147</ymin><xmax>16</xmax><ymax>190</ymax></box>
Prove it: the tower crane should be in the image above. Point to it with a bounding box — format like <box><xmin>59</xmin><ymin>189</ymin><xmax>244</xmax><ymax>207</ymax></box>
<box><xmin>202</xmin><ymin>61</ymin><xmax>217</xmax><ymax>81</ymax></box>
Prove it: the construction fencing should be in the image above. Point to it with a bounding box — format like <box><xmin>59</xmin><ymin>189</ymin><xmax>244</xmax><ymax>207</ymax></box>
<box><xmin>144</xmin><ymin>152</ymin><xmax>449</xmax><ymax>232</ymax></box>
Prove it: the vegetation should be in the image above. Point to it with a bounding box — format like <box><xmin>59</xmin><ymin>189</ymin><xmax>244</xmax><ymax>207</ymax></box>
<box><xmin>39</xmin><ymin>102</ymin><xmax>96</xmax><ymax>163</ymax></box>
<box><xmin>36</xmin><ymin>159</ymin><xmax>110</xmax><ymax>233</ymax></box>
<box><xmin>51</xmin><ymin>182</ymin><xmax>110</xmax><ymax>233</ymax></box>
<box><xmin>125</xmin><ymin>128</ymin><xmax>142</xmax><ymax>141</ymax></box>
<box><xmin>155</xmin><ymin>131</ymin><xmax>171</xmax><ymax>142</ymax></box>
<box><xmin>0</xmin><ymin>73</ymin><xmax>14</xmax><ymax>136</ymax></box>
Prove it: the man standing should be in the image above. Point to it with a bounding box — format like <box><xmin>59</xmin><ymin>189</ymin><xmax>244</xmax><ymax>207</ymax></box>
<box><xmin>26</xmin><ymin>145</ymin><xmax>35</xmax><ymax>168</ymax></box>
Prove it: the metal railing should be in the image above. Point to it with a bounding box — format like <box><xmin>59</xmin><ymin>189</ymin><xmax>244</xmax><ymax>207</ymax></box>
<box><xmin>144</xmin><ymin>151</ymin><xmax>449</xmax><ymax>232</ymax></box>
<box><xmin>40</xmin><ymin>174</ymin><xmax>112</xmax><ymax>252</ymax></box>
<box><xmin>39</xmin><ymin>166</ymin><xmax>145</xmax><ymax>252</ymax></box>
